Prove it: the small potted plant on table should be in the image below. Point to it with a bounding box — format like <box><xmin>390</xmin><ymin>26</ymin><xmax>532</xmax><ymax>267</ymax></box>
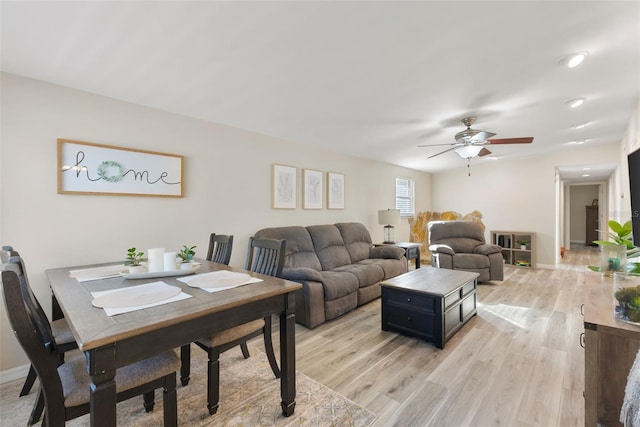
<box><xmin>125</xmin><ymin>247</ymin><xmax>146</xmax><ymax>273</ymax></box>
<box><xmin>178</xmin><ymin>245</ymin><xmax>197</xmax><ymax>270</ymax></box>
<box><xmin>588</xmin><ymin>220</ymin><xmax>640</xmax><ymax>276</ymax></box>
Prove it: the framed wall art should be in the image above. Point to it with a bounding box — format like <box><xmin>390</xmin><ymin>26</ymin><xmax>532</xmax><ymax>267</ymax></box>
<box><xmin>57</xmin><ymin>139</ymin><xmax>183</xmax><ymax>197</ymax></box>
<box><xmin>327</xmin><ymin>172</ymin><xmax>345</xmax><ymax>209</ymax></box>
<box><xmin>272</xmin><ymin>164</ymin><xmax>297</xmax><ymax>209</ymax></box>
<box><xmin>303</xmin><ymin>169</ymin><xmax>323</xmax><ymax>209</ymax></box>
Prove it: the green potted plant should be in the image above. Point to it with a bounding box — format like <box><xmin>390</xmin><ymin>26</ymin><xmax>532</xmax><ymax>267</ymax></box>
<box><xmin>178</xmin><ymin>245</ymin><xmax>197</xmax><ymax>270</ymax></box>
<box><xmin>124</xmin><ymin>247</ymin><xmax>146</xmax><ymax>273</ymax></box>
<box><xmin>614</xmin><ymin>279</ymin><xmax>640</xmax><ymax>323</ymax></box>
<box><xmin>588</xmin><ymin>220</ymin><xmax>640</xmax><ymax>275</ymax></box>
<box><xmin>517</xmin><ymin>240</ymin><xmax>529</xmax><ymax>250</ymax></box>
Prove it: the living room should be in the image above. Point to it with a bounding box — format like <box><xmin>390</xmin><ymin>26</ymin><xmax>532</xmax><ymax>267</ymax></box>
<box><xmin>1</xmin><ymin>1</ymin><xmax>639</xmax><ymax>426</ymax></box>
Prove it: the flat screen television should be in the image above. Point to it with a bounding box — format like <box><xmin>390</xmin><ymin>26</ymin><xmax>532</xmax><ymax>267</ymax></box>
<box><xmin>629</xmin><ymin>148</ymin><xmax>640</xmax><ymax>247</ymax></box>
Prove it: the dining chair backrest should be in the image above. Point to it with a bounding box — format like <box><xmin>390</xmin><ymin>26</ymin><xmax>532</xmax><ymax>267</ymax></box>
<box><xmin>206</xmin><ymin>234</ymin><xmax>234</xmax><ymax>266</ymax></box>
<box><xmin>2</xmin><ymin>255</ymin><xmax>58</xmax><ymax>357</ymax></box>
<box><xmin>244</xmin><ymin>237</ymin><xmax>286</xmax><ymax>278</ymax></box>
<box><xmin>1</xmin><ymin>269</ymin><xmax>66</xmax><ymax>405</ymax></box>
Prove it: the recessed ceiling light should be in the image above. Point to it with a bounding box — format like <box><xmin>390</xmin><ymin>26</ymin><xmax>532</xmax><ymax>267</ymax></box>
<box><xmin>567</xmin><ymin>97</ymin><xmax>586</xmax><ymax>108</ymax></box>
<box><xmin>572</xmin><ymin>122</ymin><xmax>589</xmax><ymax>130</ymax></box>
<box><xmin>560</xmin><ymin>51</ymin><xmax>589</xmax><ymax>68</ymax></box>
<box><xmin>582</xmin><ymin>174</ymin><xmax>591</xmax><ymax>177</ymax></box>
<box><xmin>581</xmin><ymin>167</ymin><xmax>592</xmax><ymax>170</ymax></box>
<box><xmin>569</xmin><ymin>139</ymin><xmax>587</xmax><ymax>145</ymax></box>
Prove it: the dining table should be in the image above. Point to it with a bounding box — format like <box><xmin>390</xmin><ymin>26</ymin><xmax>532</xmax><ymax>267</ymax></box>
<box><xmin>46</xmin><ymin>259</ymin><xmax>302</xmax><ymax>427</ymax></box>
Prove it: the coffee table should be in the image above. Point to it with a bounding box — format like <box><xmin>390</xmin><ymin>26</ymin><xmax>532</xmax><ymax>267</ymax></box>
<box><xmin>381</xmin><ymin>267</ymin><xmax>479</xmax><ymax>349</ymax></box>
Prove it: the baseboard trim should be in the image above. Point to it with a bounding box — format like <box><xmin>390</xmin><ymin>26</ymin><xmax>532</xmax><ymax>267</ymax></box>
<box><xmin>0</xmin><ymin>363</ymin><xmax>29</xmax><ymax>385</ymax></box>
<box><xmin>537</xmin><ymin>263</ymin><xmax>555</xmax><ymax>270</ymax></box>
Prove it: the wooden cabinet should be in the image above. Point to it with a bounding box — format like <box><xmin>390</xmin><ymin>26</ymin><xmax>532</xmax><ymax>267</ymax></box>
<box><xmin>585</xmin><ymin>205</ymin><xmax>599</xmax><ymax>246</ymax></box>
<box><xmin>491</xmin><ymin>231</ymin><xmax>536</xmax><ymax>268</ymax></box>
<box><xmin>583</xmin><ymin>273</ymin><xmax>640</xmax><ymax>426</ymax></box>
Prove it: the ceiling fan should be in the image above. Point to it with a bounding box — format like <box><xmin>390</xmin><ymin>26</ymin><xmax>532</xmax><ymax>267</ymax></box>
<box><xmin>418</xmin><ymin>116</ymin><xmax>534</xmax><ymax>160</ymax></box>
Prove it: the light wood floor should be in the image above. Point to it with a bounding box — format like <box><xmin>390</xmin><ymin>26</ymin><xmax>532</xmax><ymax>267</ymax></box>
<box><xmin>255</xmin><ymin>245</ymin><xmax>598</xmax><ymax>426</ymax></box>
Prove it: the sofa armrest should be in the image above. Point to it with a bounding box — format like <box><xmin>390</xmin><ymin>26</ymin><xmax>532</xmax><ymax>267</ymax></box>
<box><xmin>429</xmin><ymin>244</ymin><xmax>455</xmax><ymax>256</ymax></box>
<box><xmin>281</xmin><ymin>267</ymin><xmax>323</xmax><ymax>282</ymax></box>
<box><xmin>474</xmin><ymin>244</ymin><xmax>502</xmax><ymax>255</ymax></box>
<box><xmin>369</xmin><ymin>246</ymin><xmax>405</xmax><ymax>260</ymax></box>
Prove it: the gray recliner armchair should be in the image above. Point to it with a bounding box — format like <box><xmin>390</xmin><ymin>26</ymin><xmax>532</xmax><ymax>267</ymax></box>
<box><xmin>428</xmin><ymin>220</ymin><xmax>503</xmax><ymax>282</ymax></box>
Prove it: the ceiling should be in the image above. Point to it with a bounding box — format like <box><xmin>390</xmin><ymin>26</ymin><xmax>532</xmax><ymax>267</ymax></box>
<box><xmin>2</xmin><ymin>1</ymin><xmax>638</xmax><ymax>181</ymax></box>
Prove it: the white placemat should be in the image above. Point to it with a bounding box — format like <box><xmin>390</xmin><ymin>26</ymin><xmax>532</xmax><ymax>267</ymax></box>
<box><xmin>70</xmin><ymin>264</ymin><xmax>128</xmax><ymax>282</ymax></box>
<box><xmin>178</xmin><ymin>270</ymin><xmax>262</xmax><ymax>293</ymax></box>
<box><xmin>91</xmin><ymin>281</ymin><xmax>192</xmax><ymax>316</ymax></box>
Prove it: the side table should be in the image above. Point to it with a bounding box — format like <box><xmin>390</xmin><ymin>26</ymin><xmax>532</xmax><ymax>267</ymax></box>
<box><xmin>374</xmin><ymin>242</ymin><xmax>422</xmax><ymax>269</ymax></box>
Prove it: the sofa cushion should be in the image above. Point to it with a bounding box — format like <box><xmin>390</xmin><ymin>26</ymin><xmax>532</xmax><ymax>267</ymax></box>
<box><xmin>318</xmin><ymin>271</ymin><xmax>359</xmax><ymax>300</ymax></box>
<box><xmin>335</xmin><ymin>222</ymin><xmax>373</xmax><ymax>263</ymax></box>
<box><xmin>307</xmin><ymin>225</ymin><xmax>352</xmax><ymax>270</ymax></box>
<box><xmin>359</xmin><ymin>258</ymin><xmax>407</xmax><ymax>279</ymax></box>
<box><xmin>436</xmin><ymin>237</ymin><xmax>480</xmax><ymax>253</ymax></box>
<box><xmin>254</xmin><ymin>226</ymin><xmax>322</xmax><ymax>271</ymax></box>
<box><xmin>332</xmin><ymin>263</ymin><xmax>384</xmax><ymax>288</ymax></box>
<box><xmin>280</xmin><ymin>267</ymin><xmax>323</xmax><ymax>282</ymax></box>
<box><xmin>454</xmin><ymin>253</ymin><xmax>490</xmax><ymax>269</ymax></box>
<box><xmin>370</xmin><ymin>245</ymin><xmax>405</xmax><ymax>259</ymax></box>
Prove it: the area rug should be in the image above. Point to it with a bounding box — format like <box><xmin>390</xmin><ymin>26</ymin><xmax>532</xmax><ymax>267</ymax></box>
<box><xmin>0</xmin><ymin>348</ymin><xmax>377</xmax><ymax>427</ymax></box>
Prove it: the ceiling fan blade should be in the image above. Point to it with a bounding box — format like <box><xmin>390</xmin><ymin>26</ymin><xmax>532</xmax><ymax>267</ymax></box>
<box><xmin>478</xmin><ymin>147</ymin><xmax>492</xmax><ymax>157</ymax></box>
<box><xmin>487</xmin><ymin>137</ymin><xmax>534</xmax><ymax>145</ymax></box>
<box><xmin>470</xmin><ymin>131</ymin><xmax>497</xmax><ymax>143</ymax></box>
<box><xmin>426</xmin><ymin>147</ymin><xmax>457</xmax><ymax>159</ymax></box>
<box><xmin>418</xmin><ymin>142</ymin><xmax>457</xmax><ymax>148</ymax></box>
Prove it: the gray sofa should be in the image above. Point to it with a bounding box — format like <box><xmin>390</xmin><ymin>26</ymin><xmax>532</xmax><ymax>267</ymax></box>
<box><xmin>254</xmin><ymin>222</ymin><xmax>407</xmax><ymax>328</ymax></box>
<box><xmin>428</xmin><ymin>220</ymin><xmax>503</xmax><ymax>282</ymax></box>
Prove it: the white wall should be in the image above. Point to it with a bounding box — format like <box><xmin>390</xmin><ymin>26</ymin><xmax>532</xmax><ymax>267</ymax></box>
<box><xmin>0</xmin><ymin>73</ymin><xmax>431</xmax><ymax>373</ymax></box>
<box><xmin>431</xmin><ymin>143</ymin><xmax>621</xmax><ymax>267</ymax></box>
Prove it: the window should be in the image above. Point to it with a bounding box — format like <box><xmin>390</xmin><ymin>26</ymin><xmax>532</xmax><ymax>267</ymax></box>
<box><xmin>395</xmin><ymin>177</ymin><xmax>415</xmax><ymax>217</ymax></box>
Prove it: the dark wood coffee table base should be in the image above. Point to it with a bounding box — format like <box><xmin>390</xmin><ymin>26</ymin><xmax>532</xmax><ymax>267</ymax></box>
<box><xmin>381</xmin><ymin>267</ymin><xmax>479</xmax><ymax>349</ymax></box>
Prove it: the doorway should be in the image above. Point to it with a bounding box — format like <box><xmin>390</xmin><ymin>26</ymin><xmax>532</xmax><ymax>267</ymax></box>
<box><xmin>557</xmin><ymin>178</ymin><xmax>608</xmax><ymax>268</ymax></box>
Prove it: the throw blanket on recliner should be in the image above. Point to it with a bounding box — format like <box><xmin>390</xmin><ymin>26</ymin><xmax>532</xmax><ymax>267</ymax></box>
<box><xmin>621</xmin><ymin>348</ymin><xmax>640</xmax><ymax>426</ymax></box>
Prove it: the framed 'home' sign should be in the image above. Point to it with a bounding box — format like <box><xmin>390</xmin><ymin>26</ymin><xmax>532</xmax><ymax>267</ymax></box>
<box><xmin>57</xmin><ymin>139</ymin><xmax>183</xmax><ymax>197</ymax></box>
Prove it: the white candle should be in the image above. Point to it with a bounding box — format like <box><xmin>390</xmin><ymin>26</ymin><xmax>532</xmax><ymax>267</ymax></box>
<box><xmin>148</xmin><ymin>248</ymin><xmax>165</xmax><ymax>273</ymax></box>
<box><xmin>164</xmin><ymin>251</ymin><xmax>177</xmax><ymax>271</ymax></box>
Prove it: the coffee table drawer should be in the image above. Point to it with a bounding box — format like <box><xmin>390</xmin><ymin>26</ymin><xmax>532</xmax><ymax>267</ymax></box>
<box><xmin>384</xmin><ymin>306</ymin><xmax>435</xmax><ymax>340</ymax></box>
<box><xmin>461</xmin><ymin>292</ymin><xmax>477</xmax><ymax>320</ymax></box>
<box><xmin>383</xmin><ymin>288</ymin><xmax>436</xmax><ymax>313</ymax></box>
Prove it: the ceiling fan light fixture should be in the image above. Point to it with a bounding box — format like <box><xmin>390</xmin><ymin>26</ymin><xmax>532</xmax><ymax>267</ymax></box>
<box><xmin>454</xmin><ymin>145</ymin><xmax>483</xmax><ymax>159</ymax></box>
<box><xmin>567</xmin><ymin>97</ymin><xmax>586</xmax><ymax>108</ymax></box>
<box><xmin>560</xmin><ymin>51</ymin><xmax>589</xmax><ymax>68</ymax></box>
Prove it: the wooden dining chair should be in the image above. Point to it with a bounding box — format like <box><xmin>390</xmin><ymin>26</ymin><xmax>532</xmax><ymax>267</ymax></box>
<box><xmin>1</xmin><ymin>261</ymin><xmax>180</xmax><ymax>427</ymax></box>
<box><xmin>1</xmin><ymin>248</ymin><xmax>78</xmax><ymax>425</ymax></box>
<box><xmin>179</xmin><ymin>233</ymin><xmax>234</xmax><ymax>388</ymax></box>
<box><xmin>181</xmin><ymin>237</ymin><xmax>286</xmax><ymax>415</ymax></box>
<box><xmin>205</xmin><ymin>233</ymin><xmax>234</xmax><ymax>265</ymax></box>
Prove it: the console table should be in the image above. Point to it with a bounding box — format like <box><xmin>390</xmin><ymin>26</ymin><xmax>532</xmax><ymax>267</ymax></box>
<box><xmin>381</xmin><ymin>267</ymin><xmax>478</xmax><ymax>348</ymax></box>
<box><xmin>583</xmin><ymin>272</ymin><xmax>640</xmax><ymax>426</ymax></box>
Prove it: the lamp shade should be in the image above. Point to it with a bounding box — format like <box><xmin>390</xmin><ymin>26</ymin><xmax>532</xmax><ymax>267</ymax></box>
<box><xmin>454</xmin><ymin>145</ymin><xmax>483</xmax><ymax>159</ymax></box>
<box><xmin>378</xmin><ymin>209</ymin><xmax>401</xmax><ymax>225</ymax></box>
